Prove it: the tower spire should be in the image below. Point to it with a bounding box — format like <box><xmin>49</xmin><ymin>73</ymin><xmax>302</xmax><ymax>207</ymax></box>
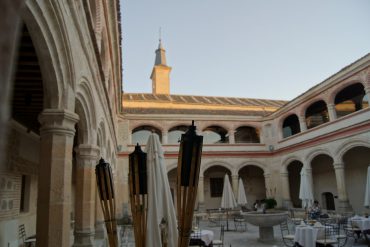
<box><xmin>151</xmin><ymin>31</ymin><xmax>171</xmax><ymax>95</ymax></box>
<box><xmin>154</xmin><ymin>28</ymin><xmax>167</xmax><ymax>66</ymax></box>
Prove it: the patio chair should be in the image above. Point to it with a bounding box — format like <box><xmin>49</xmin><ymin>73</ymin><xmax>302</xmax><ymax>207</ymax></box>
<box><xmin>335</xmin><ymin>219</ymin><xmax>348</xmax><ymax>247</ymax></box>
<box><xmin>316</xmin><ymin>222</ymin><xmax>339</xmax><ymax>246</ymax></box>
<box><xmin>279</xmin><ymin>220</ymin><xmax>295</xmax><ymax>247</ymax></box>
<box><xmin>212</xmin><ymin>225</ymin><xmax>224</xmax><ymax>247</ymax></box>
<box><xmin>344</xmin><ymin>218</ymin><xmax>362</xmax><ymax>243</ymax></box>
<box><xmin>363</xmin><ymin>229</ymin><xmax>370</xmax><ymax>247</ymax></box>
<box><xmin>289</xmin><ymin>209</ymin><xmax>303</xmax><ymax>225</ymax></box>
<box><xmin>18</xmin><ymin>224</ymin><xmax>36</xmax><ymax>247</ymax></box>
<box><xmin>233</xmin><ymin>214</ymin><xmax>247</xmax><ymax>231</ymax></box>
<box><xmin>208</xmin><ymin>212</ymin><xmax>221</xmax><ymax>227</ymax></box>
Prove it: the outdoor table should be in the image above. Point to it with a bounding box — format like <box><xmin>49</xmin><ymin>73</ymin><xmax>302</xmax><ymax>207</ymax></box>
<box><xmin>350</xmin><ymin>217</ymin><xmax>370</xmax><ymax>231</ymax></box>
<box><xmin>294</xmin><ymin>225</ymin><xmax>326</xmax><ymax>247</ymax></box>
<box><xmin>190</xmin><ymin>229</ymin><xmax>214</xmax><ymax>246</ymax></box>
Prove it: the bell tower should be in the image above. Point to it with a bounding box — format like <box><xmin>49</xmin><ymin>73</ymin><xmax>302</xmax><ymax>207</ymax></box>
<box><xmin>150</xmin><ymin>39</ymin><xmax>171</xmax><ymax>94</ymax></box>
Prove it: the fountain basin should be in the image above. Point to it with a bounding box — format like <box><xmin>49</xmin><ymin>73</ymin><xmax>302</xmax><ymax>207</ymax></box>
<box><xmin>242</xmin><ymin>211</ymin><xmax>289</xmax><ymax>243</ymax></box>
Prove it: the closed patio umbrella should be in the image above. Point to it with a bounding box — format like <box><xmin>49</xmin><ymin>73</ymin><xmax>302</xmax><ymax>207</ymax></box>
<box><xmin>364</xmin><ymin>165</ymin><xmax>370</xmax><ymax>208</ymax></box>
<box><xmin>145</xmin><ymin>134</ymin><xmax>178</xmax><ymax>247</ymax></box>
<box><xmin>221</xmin><ymin>174</ymin><xmax>237</xmax><ymax>230</ymax></box>
<box><xmin>299</xmin><ymin>168</ymin><xmax>314</xmax><ymax>209</ymax></box>
<box><xmin>237</xmin><ymin>178</ymin><xmax>248</xmax><ymax>206</ymax></box>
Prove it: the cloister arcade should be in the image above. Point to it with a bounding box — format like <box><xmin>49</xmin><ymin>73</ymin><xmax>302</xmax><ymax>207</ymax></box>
<box><xmin>129</xmin><ymin>81</ymin><xmax>369</xmax><ymax>146</ymax></box>
<box><xmin>282</xmin><ymin>81</ymin><xmax>369</xmax><ymax>138</ymax></box>
<box><xmin>159</xmin><ymin>138</ymin><xmax>370</xmax><ymax>214</ymax></box>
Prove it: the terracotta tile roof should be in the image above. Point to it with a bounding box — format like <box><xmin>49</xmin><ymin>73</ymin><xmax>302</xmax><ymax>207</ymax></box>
<box><xmin>121</xmin><ymin>107</ymin><xmax>270</xmax><ymax>116</ymax></box>
<box><xmin>122</xmin><ymin>93</ymin><xmax>287</xmax><ymax>107</ymax></box>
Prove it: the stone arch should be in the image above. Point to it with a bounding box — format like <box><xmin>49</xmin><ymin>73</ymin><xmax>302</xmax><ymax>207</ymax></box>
<box><xmin>75</xmin><ymin>99</ymin><xmax>91</xmax><ymax>144</ymax></box>
<box><xmin>97</xmin><ymin>120</ymin><xmax>107</xmax><ymax>155</ymax></box>
<box><xmin>280</xmin><ymin>156</ymin><xmax>303</xmax><ymax>173</ymax></box>
<box><xmin>130</xmin><ymin>122</ymin><xmax>164</xmax><ymax>133</ymax></box>
<box><xmin>23</xmin><ymin>1</ymin><xmax>76</xmax><ymax>109</ymax></box>
<box><xmin>202</xmin><ymin>123</ymin><xmax>230</xmax><ymax>132</ymax></box>
<box><xmin>76</xmin><ymin>78</ymin><xmax>97</xmax><ymax>129</ymax></box>
<box><xmin>234</xmin><ymin>125</ymin><xmax>260</xmax><ymax>143</ymax></box>
<box><xmin>280</xmin><ymin>113</ymin><xmax>301</xmax><ymax>138</ymax></box>
<box><xmin>335</xmin><ymin>138</ymin><xmax>370</xmax><ymax>164</ymax></box>
<box><xmin>298</xmin><ymin>97</ymin><xmax>329</xmax><ymax>117</ymax></box>
<box><xmin>305</xmin><ymin>148</ymin><xmax>333</xmax><ymax>165</ymax></box>
<box><xmin>21</xmin><ymin>5</ymin><xmax>60</xmax><ymax>108</ymax></box>
<box><xmin>167</xmin><ymin>122</ymin><xmax>192</xmax><ymax>131</ymax></box>
<box><xmin>201</xmin><ymin>161</ymin><xmax>235</xmax><ymax>176</ymax></box>
<box><xmin>236</xmin><ymin>161</ymin><xmax>267</xmax><ymax>175</ymax></box>
<box><xmin>328</xmin><ymin>80</ymin><xmax>367</xmax><ymax>104</ymax></box>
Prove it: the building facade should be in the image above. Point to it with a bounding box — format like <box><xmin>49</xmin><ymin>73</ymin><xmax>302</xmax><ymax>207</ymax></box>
<box><xmin>0</xmin><ymin>0</ymin><xmax>121</xmax><ymax>246</ymax></box>
<box><xmin>117</xmin><ymin>43</ymin><xmax>370</xmax><ymax>217</ymax></box>
<box><xmin>1</xmin><ymin>1</ymin><xmax>370</xmax><ymax>247</ymax></box>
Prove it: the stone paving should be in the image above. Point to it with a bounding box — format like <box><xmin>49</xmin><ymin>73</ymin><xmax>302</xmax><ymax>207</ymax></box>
<box><xmin>119</xmin><ymin>219</ymin><xmax>369</xmax><ymax>247</ymax></box>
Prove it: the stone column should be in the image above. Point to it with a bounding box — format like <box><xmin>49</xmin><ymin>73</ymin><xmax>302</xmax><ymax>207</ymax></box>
<box><xmin>327</xmin><ymin>103</ymin><xmax>337</xmax><ymax>121</ymax></box>
<box><xmin>162</xmin><ymin>130</ymin><xmax>168</xmax><ymax>145</ymax></box>
<box><xmin>228</xmin><ymin>130</ymin><xmax>235</xmax><ymax>144</ymax></box>
<box><xmin>298</xmin><ymin>115</ymin><xmax>307</xmax><ymax>131</ymax></box>
<box><xmin>280</xmin><ymin>171</ymin><xmax>292</xmax><ymax>208</ymax></box>
<box><xmin>36</xmin><ymin>109</ymin><xmax>79</xmax><ymax>247</ymax></box>
<box><xmin>333</xmin><ymin>162</ymin><xmax>352</xmax><ymax>212</ymax></box>
<box><xmin>95</xmin><ymin>189</ymin><xmax>106</xmax><ymax>239</ymax></box>
<box><xmin>264</xmin><ymin>173</ymin><xmax>271</xmax><ymax>197</ymax></box>
<box><xmin>231</xmin><ymin>175</ymin><xmax>238</xmax><ymax>196</ymax></box>
<box><xmin>128</xmin><ymin>132</ymin><xmax>132</xmax><ymax>145</ymax></box>
<box><xmin>122</xmin><ymin>173</ymin><xmax>130</xmax><ymax>216</ymax></box>
<box><xmin>0</xmin><ymin>0</ymin><xmax>25</xmax><ymax>170</ymax></box>
<box><xmin>305</xmin><ymin>166</ymin><xmax>314</xmax><ymax>195</ymax></box>
<box><xmin>197</xmin><ymin>176</ymin><xmax>205</xmax><ymax>211</ymax></box>
<box><xmin>73</xmin><ymin>144</ymin><xmax>100</xmax><ymax>247</ymax></box>
<box><xmin>365</xmin><ymin>86</ymin><xmax>370</xmax><ymax>102</ymax></box>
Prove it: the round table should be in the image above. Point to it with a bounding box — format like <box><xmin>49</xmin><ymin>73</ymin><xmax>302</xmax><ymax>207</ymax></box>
<box><xmin>190</xmin><ymin>229</ymin><xmax>214</xmax><ymax>246</ymax></box>
<box><xmin>350</xmin><ymin>217</ymin><xmax>370</xmax><ymax>231</ymax></box>
<box><xmin>294</xmin><ymin>225</ymin><xmax>325</xmax><ymax>247</ymax></box>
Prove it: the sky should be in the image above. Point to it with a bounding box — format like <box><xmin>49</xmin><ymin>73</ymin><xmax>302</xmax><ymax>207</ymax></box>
<box><xmin>120</xmin><ymin>0</ymin><xmax>370</xmax><ymax>100</ymax></box>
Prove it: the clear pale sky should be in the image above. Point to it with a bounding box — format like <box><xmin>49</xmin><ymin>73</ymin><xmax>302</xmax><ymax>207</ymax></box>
<box><xmin>120</xmin><ymin>0</ymin><xmax>370</xmax><ymax>100</ymax></box>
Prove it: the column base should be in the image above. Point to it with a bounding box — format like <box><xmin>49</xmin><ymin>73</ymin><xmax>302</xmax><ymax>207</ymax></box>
<box><xmin>95</xmin><ymin>221</ymin><xmax>106</xmax><ymax>239</ymax></box>
<box><xmin>73</xmin><ymin>230</ymin><xmax>95</xmax><ymax>247</ymax></box>
<box><xmin>337</xmin><ymin>200</ymin><xmax>353</xmax><ymax>212</ymax></box>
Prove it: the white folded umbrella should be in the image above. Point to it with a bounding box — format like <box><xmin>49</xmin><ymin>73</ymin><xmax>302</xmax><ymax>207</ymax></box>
<box><xmin>145</xmin><ymin>134</ymin><xmax>178</xmax><ymax>247</ymax></box>
<box><xmin>237</xmin><ymin>178</ymin><xmax>248</xmax><ymax>206</ymax></box>
<box><xmin>221</xmin><ymin>174</ymin><xmax>238</xmax><ymax>209</ymax></box>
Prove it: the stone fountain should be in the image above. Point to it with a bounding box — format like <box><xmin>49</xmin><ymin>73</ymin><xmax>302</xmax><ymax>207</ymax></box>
<box><xmin>242</xmin><ymin>211</ymin><xmax>289</xmax><ymax>242</ymax></box>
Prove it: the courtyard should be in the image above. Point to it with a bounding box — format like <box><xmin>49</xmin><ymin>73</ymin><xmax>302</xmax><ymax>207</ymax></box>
<box><xmin>119</xmin><ymin>218</ymin><xmax>369</xmax><ymax>247</ymax></box>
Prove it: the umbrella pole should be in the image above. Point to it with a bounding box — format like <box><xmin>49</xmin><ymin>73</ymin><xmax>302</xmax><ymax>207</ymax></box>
<box><xmin>226</xmin><ymin>209</ymin><xmax>229</xmax><ymax>231</ymax></box>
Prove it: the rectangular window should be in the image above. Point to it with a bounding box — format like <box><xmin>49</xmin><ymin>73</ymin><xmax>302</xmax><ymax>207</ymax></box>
<box><xmin>210</xmin><ymin>177</ymin><xmax>223</xmax><ymax>197</ymax></box>
<box><xmin>20</xmin><ymin>175</ymin><xmax>30</xmax><ymax>213</ymax></box>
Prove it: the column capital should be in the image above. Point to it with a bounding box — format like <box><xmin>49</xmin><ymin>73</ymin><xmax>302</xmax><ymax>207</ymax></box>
<box><xmin>75</xmin><ymin>144</ymin><xmax>100</xmax><ymax>163</ymax></box>
<box><xmin>264</xmin><ymin>172</ymin><xmax>271</xmax><ymax>178</ymax></box>
<box><xmin>198</xmin><ymin>176</ymin><xmax>204</xmax><ymax>182</ymax></box>
<box><xmin>327</xmin><ymin>103</ymin><xmax>335</xmax><ymax>108</ymax></box>
<box><xmin>280</xmin><ymin>171</ymin><xmax>289</xmax><ymax>177</ymax></box>
<box><xmin>231</xmin><ymin>174</ymin><xmax>238</xmax><ymax>179</ymax></box>
<box><xmin>333</xmin><ymin>162</ymin><xmax>345</xmax><ymax>170</ymax></box>
<box><xmin>39</xmin><ymin>109</ymin><xmax>79</xmax><ymax>136</ymax></box>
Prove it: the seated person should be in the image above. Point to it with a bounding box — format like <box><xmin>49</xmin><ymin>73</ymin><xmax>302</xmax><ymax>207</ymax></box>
<box><xmin>308</xmin><ymin>200</ymin><xmax>321</xmax><ymax>219</ymax></box>
<box><xmin>254</xmin><ymin>200</ymin><xmax>266</xmax><ymax>213</ymax></box>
